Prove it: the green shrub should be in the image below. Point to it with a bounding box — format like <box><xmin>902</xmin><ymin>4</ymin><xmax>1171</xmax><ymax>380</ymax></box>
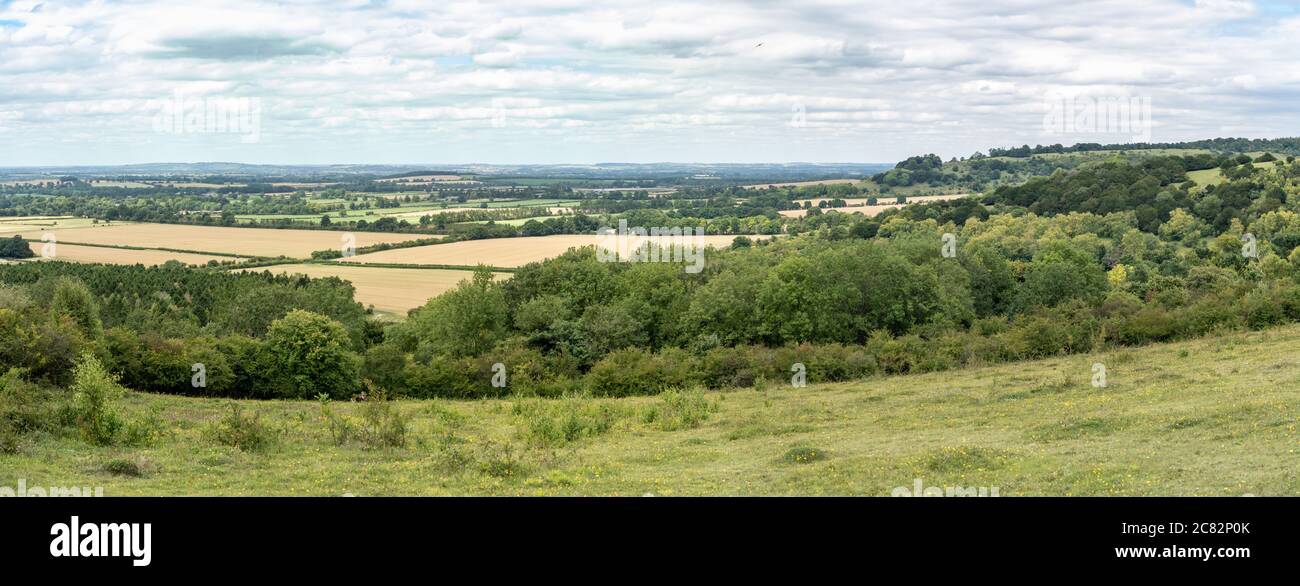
<box><xmin>1005</xmin><ymin>317</ymin><xmax>1072</xmax><ymax>359</ymax></box>
<box><xmin>475</xmin><ymin>440</ymin><xmax>528</xmax><ymax>478</ymax></box>
<box><xmin>69</xmin><ymin>353</ymin><xmax>126</xmax><ymax>446</ymax></box>
<box><xmin>1242</xmin><ymin>288</ymin><xmax>1288</xmax><ymax>330</ymax></box>
<box><xmin>642</xmin><ymin>388</ymin><xmax>717</xmax><ymax>431</ymax></box>
<box><xmin>0</xmin><ymin>419</ymin><xmax>18</xmax><ymax>454</ymax></box>
<box><xmin>362</xmin><ymin>342</ymin><xmax>408</xmax><ymax>394</ymax></box>
<box><xmin>358</xmin><ymin>387</ymin><xmax>410</xmax><ymax>449</ymax></box>
<box><xmin>403</xmin><ymin>357</ymin><xmax>476</xmax><ymax>399</ymax></box>
<box><xmin>103</xmin><ymin>456</ymin><xmax>148</xmax><ymax>477</ymax></box>
<box><xmin>122</xmin><ymin>405</ymin><xmax>168</xmax><ymax>447</ymax></box>
<box><xmin>588</xmin><ymin>348</ymin><xmax>692</xmax><ymax>397</ymax></box>
<box><xmin>318</xmin><ymin>394</ymin><xmax>355</xmax><ymax>446</ymax></box>
<box><xmin>204</xmin><ymin>404</ymin><xmax>277</xmax><ymax>452</ymax></box>
<box><xmin>491</xmin><ymin>343</ymin><xmax>582</xmax><ymax>398</ymax></box>
<box><xmin>863</xmin><ymin>332</ymin><xmax>924</xmax><ymax>375</ymax></box>
<box><xmin>698</xmin><ymin>346</ymin><xmax>755</xmax><ymax>389</ymax></box>
<box><xmin>318</xmin><ymin>387</ymin><xmax>409</xmax><ymax>449</ymax></box>
<box><xmin>0</xmin><ymin>368</ymin><xmax>69</xmax><ymax>444</ymax></box>
<box><xmin>1180</xmin><ymin>296</ymin><xmax>1243</xmax><ymax>336</ymax></box>
<box><xmin>512</xmin><ymin>394</ymin><xmax>624</xmax><ymax>447</ymax></box>
<box><xmin>1112</xmin><ymin>307</ymin><xmax>1180</xmax><ymax>346</ymax></box>
<box><xmin>264</xmin><ymin>310</ymin><xmax>360</xmax><ymax>399</ymax></box>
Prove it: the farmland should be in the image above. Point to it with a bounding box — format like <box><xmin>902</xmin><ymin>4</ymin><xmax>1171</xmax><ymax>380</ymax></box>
<box><xmin>27</xmin><ymin>243</ymin><xmax>237</xmax><ymax>266</ymax></box>
<box><xmin>237</xmin><ymin>263</ymin><xmax>500</xmax><ymax>316</ymax></box>
<box><xmin>338</xmin><ymin>233</ymin><xmax>756</xmax><ymax>267</ymax></box>
<box><xmin>1</xmin><ymin>323</ymin><xmax>1294</xmax><ymax>496</ymax></box>
<box><xmin>744</xmin><ymin>178</ymin><xmax>864</xmax><ymax>189</ymax></box>
<box><xmin>2</xmin><ymin>145</ymin><xmax>1298</xmax><ymax>501</ymax></box>
<box><xmin>0</xmin><ymin>217</ymin><xmax>103</xmax><ymax>234</ymax></box>
<box><xmin>780</xmin><ymin>193</ymin><xmax>972</xmax><ymax>218</ymax></box>
<box><xmin>1187</xmin><ymin>160</ymin><xmax>1278</xmax><ymax>186</ymax></box>
<box><xmin>14</xmin><ymin>223</ymin><xmax>424</xmax><ymax>258</ymax></box>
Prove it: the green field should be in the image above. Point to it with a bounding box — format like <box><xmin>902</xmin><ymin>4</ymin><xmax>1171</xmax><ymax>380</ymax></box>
<box><xmin>476</xmin><ymin>198</ymin><xmax>580</xmax><ymax>208</ymax></box>
<box><xmin>456</xmin><ymin>216</ymin><xmax>558</xmax><ymax>226</ymax></box>
<box><xmin>233</xmin><ymin>203</ymin><xmax>451</xmax><ymax>222</ymax></box>
<box><xmin>3</xmin><ymin>324</ymin><xmax>1296</xmax><ymax>496</ymax></box>
<box><xmin>1187</xmin><ymin>160</ymin><xmax>1278</xmax><ymax>186</ymax></box>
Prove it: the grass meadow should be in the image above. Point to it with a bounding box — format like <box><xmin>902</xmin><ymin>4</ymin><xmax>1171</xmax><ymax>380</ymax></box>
<box><xmin>3</xmin><ymin>323</ymin><xmax>1295</xmax><ymax>496</ymax></box>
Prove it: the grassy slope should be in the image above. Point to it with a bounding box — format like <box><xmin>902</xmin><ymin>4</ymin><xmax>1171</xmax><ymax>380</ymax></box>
<box><xmin>1187</xmin><ymin>160</ymin><xmax>1278</xmax><ymax>186</ymax></box>
<box><xmin>2</xmin><ymin>325</ymin><xmax>1297</xmax><ymax>496</ymax></box>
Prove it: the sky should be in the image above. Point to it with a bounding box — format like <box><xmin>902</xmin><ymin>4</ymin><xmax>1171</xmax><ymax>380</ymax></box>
<box><xmin>1</xmin><ymin>0</ymin><xmax>1299</xmax><ymax>166</ymax></box>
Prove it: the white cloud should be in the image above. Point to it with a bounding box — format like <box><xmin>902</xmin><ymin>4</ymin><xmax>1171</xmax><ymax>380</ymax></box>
<box><xmin>0</xmin><ymin>0</ymin><xmax>1297</xmax><ymax>164</ymax></box>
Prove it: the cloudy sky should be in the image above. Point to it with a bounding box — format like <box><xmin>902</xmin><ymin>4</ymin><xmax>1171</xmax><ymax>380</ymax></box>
<box><xmin>1</xmin><ymin>0</ymin><xmax>1298</xmax><ymax>165</ymax></box>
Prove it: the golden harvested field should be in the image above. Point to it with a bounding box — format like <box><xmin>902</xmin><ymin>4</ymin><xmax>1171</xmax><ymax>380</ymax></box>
<box><xmin>791</xmin><ymin>197</ymin><xmax>873</xmax><ymax>207</ymax></box>
<box><xmin>238</xmin><ymin>263</ymin><xmax>504</xmax><ymax>315</ymax></box>
<box><xmin>0</xmin><ymin>215</ymin><xmax>74</xmax><ymax>221</ymax></box>
<box><xmin>743</xmin><ymin>178</ymin><xmax>863</xmax><ymax>189</ymax></box>
<box><xmin>779</xmin><ymin>193</ymin><xmax>972</xmax><ymax>218</ymax></box>
<box><xmin>0</xmin><ymin>217</ymin><xmax>102</xmax><ymax>234</ymax></box>
<box><xmin>26</xmin><ymin>243</ymin><xmax>238</xmax><ymax>266</ymax></box>
<box><xmin>15</xmin><ymin>223</ymin><xmax>426</xmax><ymax>258</ymax></box>
<box><xmin>339</xmin><ymin>234</ymin><xmax>759</xmax><ymax>267</ymax></box>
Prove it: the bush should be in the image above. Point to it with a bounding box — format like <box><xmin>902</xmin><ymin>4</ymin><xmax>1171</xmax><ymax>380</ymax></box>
<box><xmin>588</xmin><ymin>348</ymin><xmax>693</xmax><ymax>397</ymax></box>
<box><xmin>204</xmin><ymin>404</ymin><xmax>277</xmax><ymax>452</ymax></box>
<box><xmin>490</xmin><ymin>343</ymin><xmax>581</xmax><ymax>398</ymax></box>
<box><xmin>0</xmin><ymin>235</ymin><xmax>34</xmax><ymax>259</ymax></box>
<box><xmin>1242</xmin><ymin>288</ymin><xmax>1288</xmax><ymax>330</ymax></box>
<box><xmin>0</xmin><ymin>420</ymin><xmax>18</xmax><ymax>455</ymax></box>
<box><xmin>1111</xmin><ymin>307</ymin><xmax>1180</xmax><ymax>346</ymax></box>
<box><xmin>318</xmin><ymin>394</ymin><xmax>355</xmax><ymax>446</ymax></box>
<box><xmin>1180</xmin><ymin>296</ymin><xmax>1243</xmax><ymax>336</ymax></box>
<box><xmin>103</xmin><ymin>456</ymin><xmax>148</xmax><ymax>477</ymax></box>
<box><xmin>403</xmin><ymin>356</ymin><xmax>489</xmax><ymax>399</ymax></box>
<box><xmin>264</xmin><ymin>310</ymin><xmax>361</xmax><ymax>399</ymax></box>
<box><xmin>513</xmin><ymin>394</ymin><xmax>625</xmax><ymax>447</ymax></box>
<box><xmin>318</xmin><ymin>387</ymin><xmax>409</xmax><ymax>449</ymax></box>
<box><xmin>697</xmin><ymin>346</ymin><xmax>755</xmax><ymax>389</ymax></box>
<box><xmin>0</xmin><ymin>368</ymin><xmax>69</xmax><ymax>445</ymax></box>
<box><xmin>69</xmin><ymin>353</ymin><xmax>126</xmax><ymax>446</ymax></box>
<box><xmin>1004</xmin><ymin>317</ymin><xmax>1073</xmax><ymax>359</ymax></box>
<box><xmin>122</xmin><ymin>405</ymin><xmax>168</xmax><ymax>447</ymax></box>
<box><xmin>641</xmin><ymin>388</ymin><xmax>717</xmax><ymax>431</ymax></box>
<box><xmin>862</xmin><ymin>333</ymin><xmax>925</xmax><ymax>375</ymax></box>
<box><xmin>358</xmin><ymin>387</ymin><xmax>410</xmax><ymax>448</ymax></box>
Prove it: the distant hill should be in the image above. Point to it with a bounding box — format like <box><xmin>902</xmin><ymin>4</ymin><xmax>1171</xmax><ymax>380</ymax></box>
<box><xmin>0</xmin><ymin>162</ymin><xmax>893</xmax><ymax>183</ymax></box>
